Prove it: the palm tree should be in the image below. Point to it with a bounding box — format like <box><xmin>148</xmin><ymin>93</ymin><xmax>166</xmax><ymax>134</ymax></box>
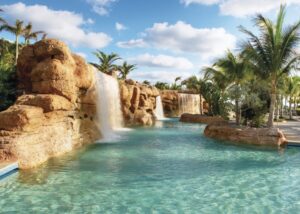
<box><xmin>286</xmin><ymin>76</ymin><xmax>300</xmax><ymax>119</ymax></box>
<box><xmin>91</xmin><ymin>50</ymin><xmax>121</xmax><ymax>74</ymax></box>
<box><xmin>240</xmin><ymin>5</ymin><xmax>300</xmax><ymax>127</ymax></box>
<box><xmin>119</xmin><ymin>62</ymin><xmax>136</xmax><ymax>79</ymax></box>
<box><xmin>213</xmin><ymin>51</ymin><xmax>249</xmax><ymax>125</ymax></box>
<box><xmin>155</xmin><ymin>82</ymin><xmax>170</xmax><ymax>90</ymax></box>
<box><xmin>170</xmin><ymin>76</ymin><xmax>182</xmax><ymax>90</ymax></box>
<box><xmin>0</xmin><ymin>9</ymin><xmax>7</xmax><ymax>25</ymax></box>
<box><xmin>0</xmin><ymin>19</ymin><xmax>26</xmax><ymax>63</ymax></box>
<box><xmin>23</xmin><ymin>23</ymin><xmax>45</xmax><ymax>45</ymax></box>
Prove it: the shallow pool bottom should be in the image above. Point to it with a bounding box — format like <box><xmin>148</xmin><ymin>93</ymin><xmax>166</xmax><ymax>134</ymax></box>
<box><xmin>1</xmin><ymin>120</ymin><xmax>300</xmax><ymax>213</ymax></box>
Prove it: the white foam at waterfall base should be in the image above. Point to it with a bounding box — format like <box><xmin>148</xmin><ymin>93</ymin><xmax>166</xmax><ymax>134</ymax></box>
<box><xmin>178</xmin><ymin>94</ymin><xmax>200</xmax><ymax>116</ymax></box>
<box><xmin>154</xmin><ymin>96</ymin><xmax>167</xmax><ymax>120</ymax></box>
<box><xmin>94</xmin><ymin>70</ymin><xmax>128</xmax><ymax>142</ymax></box>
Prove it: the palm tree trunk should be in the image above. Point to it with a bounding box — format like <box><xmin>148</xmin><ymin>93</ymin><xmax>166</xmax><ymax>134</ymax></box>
<box><xmin>15</xmin><ymin>35</ymin><xmax>19</xmax><ymax>64</ymax></box>
<box><xmin>280</xmin><ymin>94</ymin><xmax>283</xmax><ymax>118</ymax></box>
<box><xmin>289</xmin><ymin>97</ymin><xmax>293</xmax><ymax>120</ymax></box>
<box><xmin>267</xmin><ymin>82</ymin><xmax>276</xmax><ymax>127</ymax></box>
<box><xmin>274</xmin><ymin>95</ymin><xmax>279</xmax><ymax>121</ymax></box>
<box><xmin>235</xmin><ymin>98</ymin><xmax>240</xmax><ymax>125</ymax></box>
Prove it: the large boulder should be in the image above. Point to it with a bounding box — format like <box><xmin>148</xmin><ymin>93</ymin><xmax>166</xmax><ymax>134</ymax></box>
<box><xmin>16</xmin><ymin>94</ymin><xmax>74</xmax><ymax>113</ymax></box>
<box><xmin>204</xmin><ymin>122</ymin><xmax>287</xmax><ymax>147</ymax></box>
<box><xmin>0</xmin><ymin>39</ymin><xmax>100</xmax><ymax>169</ymax></box>
<box><xmin>0</xmin><ymin>105</ymin><xmax>45</xmax><ymax>132</ymax></box>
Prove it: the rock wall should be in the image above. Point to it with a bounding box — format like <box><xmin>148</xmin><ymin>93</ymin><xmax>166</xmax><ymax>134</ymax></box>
<box><xmin>160</xmin><ymin>90</ymin><xmax>179</xmax><ymax>117</ymax></box>
<box><xmin>120</xmin><ymin>79</ymin><xmax>160</xmax><ymax>126</ymax></box>
<box><xmin>0</xmin><ymin>39</ymin><xmax>100</xmax><ymax>169</ymax></box>
<box><xmin>204</xmin><ymin>122</ymin><xmax>287</xmax><ymax>147</ymax></box>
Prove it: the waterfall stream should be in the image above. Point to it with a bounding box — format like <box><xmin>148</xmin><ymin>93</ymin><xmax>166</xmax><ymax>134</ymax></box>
<box><xmin>178</xmin><ymin>93</ymin><xmax>200</xmax><ymax>116</ymax></box>
<box><xmin>94</xmin><ymin>70</ymin><xmax>124</xmax><ymax>141</ymax></box>
<box><xmin>154</xmin><ymin>96</ymin><xmax>166</xmax><ymax>120</ymax></box>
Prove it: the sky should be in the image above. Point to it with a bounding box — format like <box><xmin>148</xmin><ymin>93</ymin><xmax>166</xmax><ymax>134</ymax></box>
<box><xmin>1</xmin><ymin>0</ymin><xmax>300</xmax><ymax>83</ymax></box>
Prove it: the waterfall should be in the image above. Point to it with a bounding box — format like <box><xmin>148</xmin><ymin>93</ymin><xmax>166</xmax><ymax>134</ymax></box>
<box><xmin>154</xmin><ymin>96</ymin><xmax>166</xmax><ymax>120</ymax></box>
<box><xmin>94</xmin><ymin>70</ymin><xmax>124</xmax><ymax>141</ymax></box>
<box><xmin>178</xmin><ymin>93</ymin><xmax>200</xmax><ymax>116</ymax></box>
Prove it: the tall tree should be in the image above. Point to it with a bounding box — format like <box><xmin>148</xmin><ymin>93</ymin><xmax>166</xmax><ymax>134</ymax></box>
<box><xmin>23</xmin><ymin>23</ymin><xmax>45</xmax><ymax>45</ymax></box>
<box><xmin>213</xmin><ymin>51</ymin><xmax>249</xmax><ymax>125</ymax></box>
<box><xmin>240</xmin><ymin>5</ymin><xmax>300</xmax><ymax>127</ymax></box>
<box><xmin>286</xmin><ymin>76</ymin><xmax>300</xmax><ymax>119</ymax></box>
<box><xmin>91</xmin><ymin>50</ymin><xmax>121</xmax><ymax>74</ymax></box>
<box><xmin>0</xmin><ymin>19</ymin><xmax>26</xmax><ymax>63</ymax></box>
<box><xmin>119</xmin><ymin>62</ymin><xmax>136</xmax><ymax>79</ymax></box>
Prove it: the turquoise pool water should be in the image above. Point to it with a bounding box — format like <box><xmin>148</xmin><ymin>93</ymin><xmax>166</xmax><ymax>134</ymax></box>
<box><xmin>1</xmin><ymin>120</ymin><xmax>300</xmax><ymax>213</ymax></box>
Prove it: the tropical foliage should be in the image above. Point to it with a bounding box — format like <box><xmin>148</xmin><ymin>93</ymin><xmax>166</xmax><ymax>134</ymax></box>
<box><xmin>119</xmin><ymin>62</ymin><xmax>136</xmax><ymax>80</ymax></box>
<box><xmin>0</xmin><ymin>11</ymin><xmax>46</xmax><ymax>110</ymax></box>
<box><xmin>91</xmin><ymin>51</ymin><xmax>121</xmax><ymax>74</ymax></box>
<box><xmin>239</xmin><ymin>5</ymin><xmax>300</xmax><ymax>127</ymax></box>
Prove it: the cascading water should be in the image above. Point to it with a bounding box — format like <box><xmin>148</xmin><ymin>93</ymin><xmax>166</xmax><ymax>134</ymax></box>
<box><xmin>178</xmin><ymin>93</ymin><xmax>200</xmax><ymax>116</ymax></box>
<box><xmin>154</xmin><ymin>96</ymin><xmax>166</xmax><ymax>120</ymax></box>
<box><xmin>94</xmin><ymin>70</ymin><xmax>124</xmax><ymax>141</ymax></box>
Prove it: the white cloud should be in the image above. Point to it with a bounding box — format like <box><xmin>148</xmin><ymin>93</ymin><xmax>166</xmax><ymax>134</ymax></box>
<box><xmin>119</xmin><ymin>21</ymin><xmax>236</xmax><ymax>59</ymax></box>
<box><xmin>115</xmin><ymin>22</ymin><xmax>127</xmax><ymax>31</ymax></box>
<box><xmin>86</xmin><ymin>0</ymin><xmax>116</xmax><ymax>16</ymax></box>
<box><xmin>86</xmin><ymin>18</ymin><xmax>95</xmax><ymax>24</ymax></box>
<box><xmin>76</xmin><ymin>52</ymin><xmax>87</xmax><ymax>59</ymax></box>
<box><xmin>129</xmin><ymin>70</ymin><xmax>192</xmax><ymax>83</ymax></box>
<box><xmin>181</xmin><ymin>0</ymin><xmax>300</xmax><ymax>17</ymax></box>
<box><xmin>128</xmin><ymin>53</ymin><xmax>194</xmax><ymax>70</ymax></box>
<box><xmin>117</xmin><ymin>39</ymin><xmax>147</xmax><ymax>48</ymax></box>
<box><xmin>2</xmin><ymin>3</ymin><xmax>112</xmax><ymax>49</ymax></box>
<box><xmin>181</xmin><ymin>0</ymin><xmax>220</xmax><ymax>6</ymax></box>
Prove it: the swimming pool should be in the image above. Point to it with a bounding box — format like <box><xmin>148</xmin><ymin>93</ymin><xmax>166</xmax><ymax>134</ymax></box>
<box><xmin>1</xmin><ymin>120</ymin><xmax>300</xmax><ymax>213</ymax></box>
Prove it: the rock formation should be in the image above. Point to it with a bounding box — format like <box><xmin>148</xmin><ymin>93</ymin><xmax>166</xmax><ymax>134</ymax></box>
<box><xmin>120</xmin><ymin>79</ymin><xmax>160</xmax><ymax>126</ymax></box>
<box><xmin>204</xmin><ymin>122</ymin><xmax>287</xmax><ymax>147</ymax></box>
<box><xmin>160</xmin><ymin>90</ymin><xmax>180</xmax><ymax>117</ymax></box>
<box><xmin>0</xmin><ymin>39</ymin><xmax>162</xmax><ymax>168</ymax></box>
<box><xmin>0</xmin><ymin>39</ymin><xmax>100</xmax><ymax>169</ymax></box>
<box><xmin>180</xmin><ymin>113</ymin><xmax>225</xmax><ymax>124</ymax></box>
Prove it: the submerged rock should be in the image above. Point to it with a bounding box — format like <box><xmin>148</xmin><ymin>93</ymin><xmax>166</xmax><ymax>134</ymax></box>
<box><xmin>204</xmin><ymin>122</ymin><xmax>287</xmax><ymax>147</ymax></box>
<box><xmin>180</xmin><ymin>113</ymin><xmax>225</xmax><ymax>124</ymax></box>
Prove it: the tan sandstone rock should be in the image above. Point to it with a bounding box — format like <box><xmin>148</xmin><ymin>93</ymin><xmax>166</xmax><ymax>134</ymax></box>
<box><xmin>204</xmin><ymin>122</ymin><xmax>287</xmax><ymax>147</ymax></box>
<box><xmin>0</xmin><ymin>39</ymin><xmax>100</xmax><ymax>169</ymax></box>
<box><xmin>120</xmin><ymin>80</ymin><xmax>159</xmax><ymax>126</ymax></box>
<box><xmin>16</xmin><ymin>94</ymin><xmax>74</xmax><ymax>113</ymax></box>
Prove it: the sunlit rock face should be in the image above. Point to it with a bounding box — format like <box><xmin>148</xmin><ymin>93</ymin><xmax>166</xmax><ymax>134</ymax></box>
<box><xmin>0</xmin><ymin>39</ymin><xmax>100</xmax><ymax>169</ymax></box>
<box><xmin>120</xmin><ymin>79</ymin><xmax>160</xmax><ymax>126</ymax></box>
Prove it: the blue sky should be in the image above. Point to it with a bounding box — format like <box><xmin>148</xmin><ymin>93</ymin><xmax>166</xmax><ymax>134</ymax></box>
<box><xmin>1</xmin><ymin>0</ymin><xmax>300</xmax><ymax>82</ymax></box>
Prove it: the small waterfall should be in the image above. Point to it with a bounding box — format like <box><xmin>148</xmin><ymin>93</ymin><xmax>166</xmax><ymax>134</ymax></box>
<box><xmin>178</xmin><ymin>93</ymin><xmax>200</xmax><ymax>116</ymax></box>
<box><xmin>94</xmin><ymin>70</ymin><xmax>124</xmax><ymax>141</ymax></box>
<box><xmin>154</xmin><ymin>96</ymin><xmax>166</xmax><ymax>120</ymax></box>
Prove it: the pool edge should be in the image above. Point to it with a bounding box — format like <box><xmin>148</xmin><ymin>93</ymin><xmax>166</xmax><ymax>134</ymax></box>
<box><xmin>0</xmin><ymin>162</ymin><xmax>19</xmax><ymax>180</ymax></box>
